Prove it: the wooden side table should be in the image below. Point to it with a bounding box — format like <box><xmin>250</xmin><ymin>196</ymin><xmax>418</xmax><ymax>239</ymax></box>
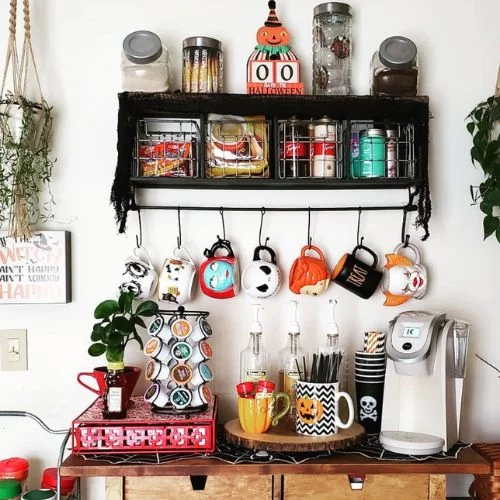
<box><xmin>61</xmin><ymin>447</ymin><xmax>489</xmax><ymax>500</ymax></box>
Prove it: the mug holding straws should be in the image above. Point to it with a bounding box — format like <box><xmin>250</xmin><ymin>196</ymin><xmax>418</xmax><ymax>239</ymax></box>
<box><xmin>295</xmin><ymin>353</ymin><xmax>354</xmax><ymax>436</ymax></box>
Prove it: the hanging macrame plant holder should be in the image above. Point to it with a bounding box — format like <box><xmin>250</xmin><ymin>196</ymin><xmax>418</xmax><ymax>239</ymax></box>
<box><xmin>0</xmin><ymin>0</ymin><xmax>54</xmax><ymax>239</ymax></box>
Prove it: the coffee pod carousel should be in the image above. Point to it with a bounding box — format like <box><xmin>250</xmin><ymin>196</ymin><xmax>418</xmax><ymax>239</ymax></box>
<box><xmin>144</xmin><ymin>306</ymin><xmax>214</xmax><ymax>414</ymax></box>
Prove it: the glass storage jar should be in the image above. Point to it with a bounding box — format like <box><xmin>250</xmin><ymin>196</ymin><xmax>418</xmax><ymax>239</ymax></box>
<box><xmin>313</xmin><ymin>2</ymin><xmax>352</xmax><ymax>95</ymax></box>
<box><xmin>371</xmin><ymin>36</ymin><xmax>418</xmax><ymax>96</ymax></box>
<box><xmin>182</xmin><ymin>37</ymin><xmax>223</xmax><ymax>93</ymax></box>
<box><xmin>121</xmin><ymin>30</ymin><xmax>170</xmax><ymax>92</ymax></box>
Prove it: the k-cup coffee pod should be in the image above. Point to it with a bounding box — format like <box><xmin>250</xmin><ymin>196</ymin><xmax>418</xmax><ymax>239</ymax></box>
<box><xmin>191</xmin><ymin>384</ymin><xmax>213</xmax><ymax>407</ymax></box>
<box><xmin>170</xmin><ymin>318</ymin><xmax>192</xmax><ymax>340</ymax></box>
<box><xmin>190</xmin><ymin>361</ymin><xmax>213</xmax><ymax>387</ymax></box>
<box><xmin>144</xmin><ymin>382</ymin><xmax>170</xmax><ymax>407</ymax></box>
<box><xmin>190</xmin><ymin>340</ymin><xmax>213</xmax><ymax>364</ymax></box>
<box><xmin>190</xmin><ymin>316</ymin><xmax>213</xmax><ymax>343</ymax></box>
<box><xmin>171</xmin><ymin>363</ymin><xmax>193</xmax><ymax>386</ymax></box>
<box><xmin>145</xmin><ymin>359</ymin><xmax>170</xmax><ymax>381</ymax></box>
<box><xmin>171</xmin><ymin>341</ymin><xmax>193</xmax><ymax>362</ymax></box>
<box><xmin>171</xmin><ymin>386</ymin><xmax>192</xmax><ymax>409</ymax></box>
<box><xmin>148</xmin><ymin>315</ymin><xmax>173</xmax><ymax>343</ymax></box>
<box><xmin>143</xmin><ymin>337</ymin><xmax>172</xmax><ymax>362</ymax></box>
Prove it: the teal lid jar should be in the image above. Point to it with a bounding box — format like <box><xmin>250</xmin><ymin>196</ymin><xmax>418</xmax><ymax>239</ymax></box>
<box><xmin>0</xmin><ymin>479</ymin><xmax>22</xmax><ymax>500</ymax></box>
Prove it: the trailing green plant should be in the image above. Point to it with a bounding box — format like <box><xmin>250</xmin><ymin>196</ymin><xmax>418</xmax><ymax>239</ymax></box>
<box><xmin>88</xmin><ymin>291</ymin><xmax>159</xmax><ymax>363</ymax></box>
<box><xmin>0</xmin><ymin>94</ymin><xmax>55</xmax><ymax>239</ymax></box>
<box><xmin>466</xmin><ymin>94</ymin><xmax>500</xmax><ymax>242</ymax></box>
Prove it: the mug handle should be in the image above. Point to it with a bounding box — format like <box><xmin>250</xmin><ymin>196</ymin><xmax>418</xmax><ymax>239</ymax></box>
<box><xmin>77</xmin><ymin>372</ymin><xmax>100</xmax><ymax>395</ymax></box>
<box><xmin>204</xmin><ymin>238</ymin><xmax>235</xmax><ymax>258</ymax></box>
<box><xmin>253</xmin><ymin>245</ymin><xmax>277</xmax><ymax>264</ymax></box>
<box><xmin>134</xmin><ymin>245</ymin><xmax>154</xmax><ymax>268</ymax></box>
<box><xmin>301</xmin><ymin>245</ymin><xmax>326</xmax><ymax>262</ymax></box>
<box><xmin>334</xmin><ymin>391</ymin><xmax>355</xmax><ymax>429</ymax></box>
<box><xmin>393</xmin><ymin>242</ymin><xmax>421</xmax><ymax>264</ymax></box>
<box><xmin>174</xmin><ymin>245</ymin><xmax>195</xmax><ymax>265</ymax></box>
<box><xmin>352</xmin><ymin>245</ymin><xmax>378</xmax><ymax>269</ymax></box>
<box><xmin>271</xmin><ymin>392</ymin><xmax>291</xmax><ymax>426</ymax></box>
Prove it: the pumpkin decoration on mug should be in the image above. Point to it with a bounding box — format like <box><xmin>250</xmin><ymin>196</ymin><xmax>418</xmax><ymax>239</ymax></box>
<box><xmin>297</xmin><ymin>396</ymin><xmax>324</xmax><ymax>425</ymax></box>
<box><xmin>199</xmin><ymin>237</ymin><xmax>239</xmax><ymax>299</ymax></box>
<box><xmin>289</xmin><ymin>245</ymin><xmax>329</xmax><ymax>296</ymax></box>
<box><xmin>380</xmin><ymin>242</ymin><xmax>428</xmax><ymax>306</ymax></box>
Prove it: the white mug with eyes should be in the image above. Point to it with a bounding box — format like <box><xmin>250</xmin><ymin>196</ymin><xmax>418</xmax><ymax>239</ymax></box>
<box><xmin>119</xmin><ymin>246</ymin><xmax>158</xmax><ymax>299</ymax></box>
<box><xmin>242</xmin><ymin>245</ymin><xmax>281</xmax><ymax>299</ymax></box>
<box><xmin>158</xmin><ymin>246</ymin><xmax>196</xmax><ymax>305</ymax></box>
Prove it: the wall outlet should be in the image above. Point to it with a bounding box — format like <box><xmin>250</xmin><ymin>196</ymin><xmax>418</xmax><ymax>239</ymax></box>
<box><xmin>0</xmin><ymin>329</ymin><xmax>27</xmax><ymax>371</ymax></box>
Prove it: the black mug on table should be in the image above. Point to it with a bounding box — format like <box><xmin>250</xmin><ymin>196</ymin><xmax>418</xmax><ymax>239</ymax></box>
<box><xmin>331</xmin><ymin>244</ymin><xmax>382</xmax><ymax>299</ymax></box>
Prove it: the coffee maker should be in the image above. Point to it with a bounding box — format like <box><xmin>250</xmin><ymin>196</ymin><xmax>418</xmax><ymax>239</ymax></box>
<box><xmin>380</xmin><ymin>311</ymin><xmax>469</xmax><ymax>455</ymax></box>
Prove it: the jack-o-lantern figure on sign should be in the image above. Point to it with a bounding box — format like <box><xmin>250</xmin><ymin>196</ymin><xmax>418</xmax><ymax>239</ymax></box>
<box><xmin>297</xmin><ymin>396</ymin><xmax>324</xmax><ymax>425</ymax></box>
<box><xmin>247</xmin><ymin>1</ymin><xmax>304</xmax><ymax>95</ymax></box>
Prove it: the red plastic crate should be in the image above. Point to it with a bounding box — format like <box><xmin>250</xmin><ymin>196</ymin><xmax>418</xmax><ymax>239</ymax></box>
<box><xmin>72</xmin><ymin>397</ymin><xmax>217</xmax><ymax>454</ymax></box>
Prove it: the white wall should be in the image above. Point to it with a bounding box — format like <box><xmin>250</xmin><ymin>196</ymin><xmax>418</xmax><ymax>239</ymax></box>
<box><xmin>0</xmin><ymin>0</ymin><xmax>498</xmax><ymax>497</ymax></box>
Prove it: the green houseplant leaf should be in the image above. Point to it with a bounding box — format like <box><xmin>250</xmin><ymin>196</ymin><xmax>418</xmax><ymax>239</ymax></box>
<box><xmin>484</xmin><ymin>215</ymin><xmax>499</xmax><ymax>240</ymax></box>
<box><xmin>88</xmin><ymin>291</ymin><xmax>157</xmax><ymax>363</ymax></box>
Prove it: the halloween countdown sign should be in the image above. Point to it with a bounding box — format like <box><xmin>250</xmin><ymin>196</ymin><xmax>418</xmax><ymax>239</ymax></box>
<box><xmin>247</xmin><ymin>1</ymin><xmax>304</xmax><ymax>95</ymax></box>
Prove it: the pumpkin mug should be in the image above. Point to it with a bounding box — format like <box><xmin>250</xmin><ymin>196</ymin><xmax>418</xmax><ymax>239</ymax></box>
<box><xmin>238</xmin><ymin>392</ymin><xmax>291</xmax><ymax>433</ymax></box>
<box><xmin>381</xmin><ymin>242</ymin><xmax>428</xmax><ymax>306</ymax></box>
<box><xmin>295</xmin><ymin>381</ymin><xmax>354</xmax><ymax>436</ymax></box>
<box><xmin>242</xmin><ymin>244</ymin><xmax>281</xmax><ymax>299</ymax></box>
<box><xmin>331</xmin><ymin>244</ymin><xmax>382</xmax><ymax>299</ymax></box>
<box><xmin>289</xmin><ymin>245</ymin><xmax>330</xmax><ymax>296</ymax></box>
<box><xmin>199</xmin><ymin>238</ymin><xmax>239</xmax><ymax>299</ymax></box>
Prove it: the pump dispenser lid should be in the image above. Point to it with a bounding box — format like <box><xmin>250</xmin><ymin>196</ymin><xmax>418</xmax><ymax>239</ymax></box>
<box><xmin>327</xmin><ymin>299</ymin><xmax>339</xmax><ymax>336</ymax></box>
<box><xmin>250</xmin><ymin>304</ymin><xmax>263</xmax><ymax>334</ymax></box>
<box><xmin>289</xmin><ymin>300</ymin><xmax>300</xmax><ymax>334</ymax></box>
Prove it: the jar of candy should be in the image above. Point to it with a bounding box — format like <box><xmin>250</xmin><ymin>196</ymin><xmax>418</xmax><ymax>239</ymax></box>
<box><xmin>313</xmin><ymin>2</ymin><xmax>352</xmax><ymax>95</ymax></box>
<box><xmin>0</xmin><ymin>459</ymin><xmax>28</xmax><ymax>493</ymax></box>
<box><xmin>121</xmin><ymin>30</ymin><xmax>170</xmax><ymax>92</ymax></box>
<box><xmin>182</xmin><ymin>37</ymin><xmax>223</xmax><ymax>93</ymax></box>
<box><xmin>371</xmin><ymin>36</ymin><xmax>419</xmax><ymax>96</ymax></box>
<box><xmin>0</xmin><ymin>479</ymin><xmax>21</xmax><ymax>500</ymax></box>
<box><xmin>41</xmin><ymin>468</ymin><xmax>77</xmax><ymax>500</ymax></box>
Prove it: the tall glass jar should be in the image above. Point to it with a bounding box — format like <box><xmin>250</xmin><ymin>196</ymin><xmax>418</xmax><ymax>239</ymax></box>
<box><xmin>371</xmin><ymin>36</ymin><xmax>419</xmax><ymax>96</ymax></box>
<box><xmin>182</xmin><ymin>37</ymin><xmax>223</xmax><ymax>93</ymax></box>
<box><xmin>313</xmin><ymin>2</ymin><xmax>352</xmax><ymax>95</ymax></box>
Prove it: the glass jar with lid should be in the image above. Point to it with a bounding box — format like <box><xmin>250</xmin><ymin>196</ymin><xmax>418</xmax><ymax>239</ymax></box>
<box><xmin>182</xmin><ymin>37</ymin><xmax>223</xmax><ymax>93</ymax></box>
<box><xmin>371</xmin><ymin>36</ymin><xmax>419</xmax><ymax>96</ymax></box>
<box><xmin>121</xmin><ymin>30</ymin><xmax>170</xmax><ymax>92</ymax></box>
<box><xmin>313</xmin><ymin>2</ymin><xmax>352</xmax><ymax>95</ymax></box>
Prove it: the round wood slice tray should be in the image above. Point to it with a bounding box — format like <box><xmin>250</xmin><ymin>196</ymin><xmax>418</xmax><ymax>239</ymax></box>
<box><xmin>224</xmin><ymin>418</ymin><xmax>365</xmax><ymax>452</ymax></box>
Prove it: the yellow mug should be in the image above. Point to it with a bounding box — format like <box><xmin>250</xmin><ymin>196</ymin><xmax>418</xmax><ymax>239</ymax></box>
<box><xmin>238</xmin><ymin>392</ymin><xmax>291</xmax><ymax>433</ymax></box>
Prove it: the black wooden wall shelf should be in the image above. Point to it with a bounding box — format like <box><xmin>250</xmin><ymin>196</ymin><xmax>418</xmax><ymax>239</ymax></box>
<box><xmin>112</xmin><ymin>92</ymin><xmax>431</xmax><ymax>237</ymax></box>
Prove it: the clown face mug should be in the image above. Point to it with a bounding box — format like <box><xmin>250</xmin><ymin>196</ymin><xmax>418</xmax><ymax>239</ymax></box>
<box><xmin>380</xmin><ymin>242</ymin><xmax>428</xmax><ymax>306</ymax></box>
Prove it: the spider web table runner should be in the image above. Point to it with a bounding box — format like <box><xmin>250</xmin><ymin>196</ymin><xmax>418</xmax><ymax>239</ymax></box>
<box><xmin>79</xmin><ymin>433</ymin><xmax>470</xmax><ymax>466</ymax></box>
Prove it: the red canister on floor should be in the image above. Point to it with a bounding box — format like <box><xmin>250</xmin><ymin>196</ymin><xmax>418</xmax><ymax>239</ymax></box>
<box><xmin>41</xmin><ymin>469</ymin><xmax>76</xmax><ymax>500</ymax></box>
<box><xmin>0</xmin><ymin>459</ymin><xmax>29</xmax><ymax>492</ymax></box>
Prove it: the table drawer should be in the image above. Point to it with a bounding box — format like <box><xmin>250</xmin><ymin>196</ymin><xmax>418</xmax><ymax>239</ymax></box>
<box><xmin>283</xmin><ymin>473</ymin><xmax>443</xmax><ymax>499</ymax></box>
<box><xmin>123</xmin><ymin>475</ymin><xmax>274</xmax><ymax>500</ymax></box>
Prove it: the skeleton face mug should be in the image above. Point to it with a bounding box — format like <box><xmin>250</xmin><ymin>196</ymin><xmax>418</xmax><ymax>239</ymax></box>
<box><xmin>242</xmin><ymin>244</ymin><xmax>281</xmax><ymax>299</ymax></box>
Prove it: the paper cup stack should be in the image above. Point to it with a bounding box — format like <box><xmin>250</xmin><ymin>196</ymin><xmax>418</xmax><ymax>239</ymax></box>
<box><xmin>143</xmin><ymin>313</ymin><xmax>214</xmax><ymax>411</ymax></box>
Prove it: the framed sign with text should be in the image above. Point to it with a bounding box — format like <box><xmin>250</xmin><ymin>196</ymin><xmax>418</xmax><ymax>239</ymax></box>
<box><xmin>0</xmin><ymin>231</ymin><xmax>71</xmax><ymax>304</ymax></box>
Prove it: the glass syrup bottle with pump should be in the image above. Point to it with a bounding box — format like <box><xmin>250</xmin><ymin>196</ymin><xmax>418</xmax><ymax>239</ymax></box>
<box><xmin>279</xmin><ymin>300</ymin><xmax>307</xmax><ymax>424</ymax></box>
<box><xmin>240</xmin><ymin>304</ymin><xmax>270</xmax><ymax>383</ymax></box>
<box><xmin>319</xmin><ymin>299</ymin><xmax>346</xmax><ymax>390</ymax></box>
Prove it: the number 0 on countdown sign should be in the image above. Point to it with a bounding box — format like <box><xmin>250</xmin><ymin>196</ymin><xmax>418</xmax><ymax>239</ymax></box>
<box><xmin>250</xmin><ymin>61</ymin><xmax>300</xmax><ymax>84</ymax></box>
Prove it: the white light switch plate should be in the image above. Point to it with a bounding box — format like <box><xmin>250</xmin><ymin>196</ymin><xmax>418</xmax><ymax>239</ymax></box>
<box><xmin>0</xmin><ymin>329</ymin><xmax>27</xmax><ymax>370</ymax></box>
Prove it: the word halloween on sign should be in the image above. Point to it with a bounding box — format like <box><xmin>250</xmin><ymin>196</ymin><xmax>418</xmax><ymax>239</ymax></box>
<box><xmin>247</xmin><ymin>1</ymin><xmax>304</xmax><ymax>95</ymax></box>
<box><xmin>0</xmin><ymin>231</ymin><xmax>71</xmax><ymax>303</ymax></box>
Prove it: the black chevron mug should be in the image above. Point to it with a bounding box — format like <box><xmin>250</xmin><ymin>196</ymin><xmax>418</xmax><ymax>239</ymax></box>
<box><xmin>295</xmin><ymin>381</ymin><xmax>354</xmax><ymax>436</ymax></box>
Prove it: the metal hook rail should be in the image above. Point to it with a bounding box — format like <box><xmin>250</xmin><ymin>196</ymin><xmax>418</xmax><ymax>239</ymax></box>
<box><xmin>0</xmin><ymin>411</ymin><xmax>79</xmax><ymax>500</ymax></box>
<box><xmin>131</xmin><ymin>203</ymin><xmax>418</xmax><ymax>213</ymax></box>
